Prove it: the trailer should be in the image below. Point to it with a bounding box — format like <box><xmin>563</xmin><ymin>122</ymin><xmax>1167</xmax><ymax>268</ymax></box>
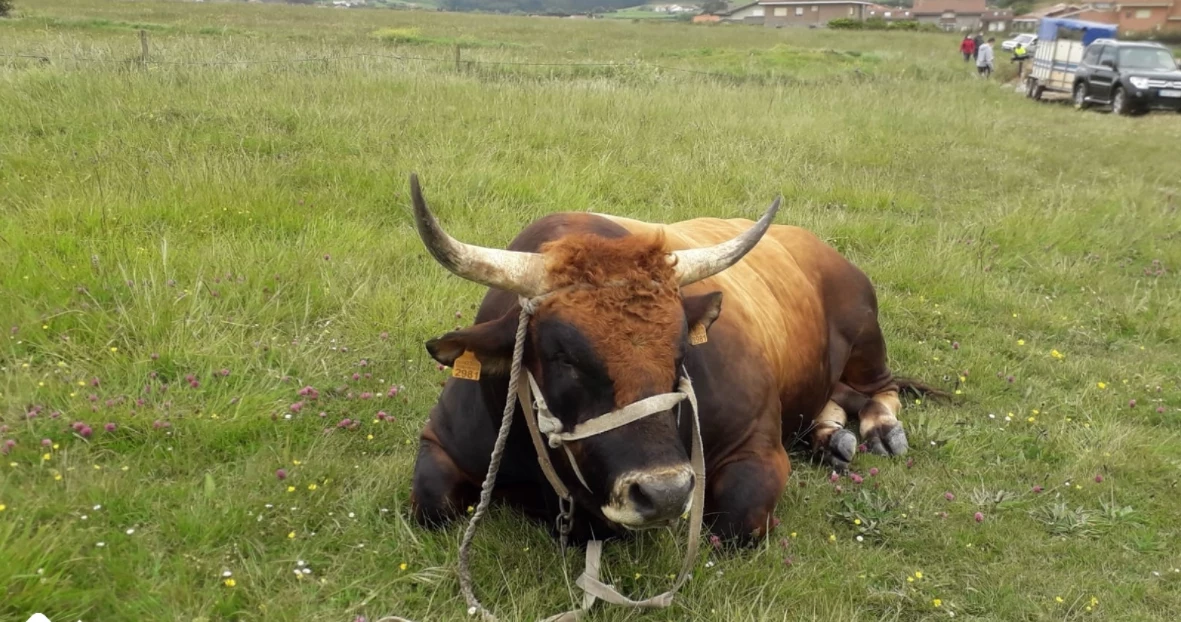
<box><xmin>1024</xmin><ymin>17</ymin><xmax>1118</xmax><ymax>101</ymax></box>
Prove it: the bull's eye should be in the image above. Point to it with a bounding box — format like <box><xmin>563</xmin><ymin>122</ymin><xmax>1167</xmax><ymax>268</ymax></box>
<box><xmin>554</xmin><ymin>355</ymin><xmax>578</xmax><ymax>375</ymax></box>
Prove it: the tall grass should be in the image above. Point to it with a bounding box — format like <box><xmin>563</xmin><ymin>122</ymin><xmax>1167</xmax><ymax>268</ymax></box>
<box><xmin>1</xmin><ymin>1</ymin><xmax>1180</xmax><ymax>621</ymax></box>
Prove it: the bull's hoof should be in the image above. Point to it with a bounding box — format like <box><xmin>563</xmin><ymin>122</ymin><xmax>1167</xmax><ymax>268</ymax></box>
<box><xmin>864</xmin><ymin>422</ymin><xmax>908</xmax><ymax>457</ymax></box>
<box><xmin>821</xmin><ymin>428</ymin><xmax>857</xmax><ymax>471</ymax></box>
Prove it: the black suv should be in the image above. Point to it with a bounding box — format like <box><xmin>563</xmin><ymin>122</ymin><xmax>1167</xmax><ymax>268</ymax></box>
<box><xmin>1073</xmin><ymin>39</ymin><xmax>1181</xmax><ymax>115</ymax></box>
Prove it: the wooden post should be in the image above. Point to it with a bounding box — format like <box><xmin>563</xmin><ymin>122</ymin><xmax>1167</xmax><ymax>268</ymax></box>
<box><xmin>139</xmin><ymin>29</ymin><xmax>149</xmax><ymax>65</ymax></box>
<box><xmin>454</xmin><ymin>44</ymin><xmax>461</xmax><ymax>72</ymax></box>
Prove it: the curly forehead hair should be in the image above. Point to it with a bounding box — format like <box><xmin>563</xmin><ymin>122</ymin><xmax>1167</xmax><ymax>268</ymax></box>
<box><xmin>536</xmin><ymin>232</ymin><xmax>685</xmax><ymax>405</ymax></box>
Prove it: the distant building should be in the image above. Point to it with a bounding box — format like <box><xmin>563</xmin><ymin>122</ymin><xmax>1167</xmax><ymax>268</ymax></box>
<box><xmin>651</xmin><ymin>4</ymin><xmax>701</xmax><ymax>13</ymax></box>
<box><xmin>911</xmin><ymin>0</ymin><xmax>1011</xmax><ymax>31</ymax></box>
<box><xmin>760</xmin><ymin>1</ymin><xmax>874</xmax><ymax>27</ymax></box>
<box><xmin>719</xmin><ymin>2</ymin><xmax>767</xmax><ymax>23</ymax></box>
<box><xmin>865</xmin><ymin>3</ymin><xmax>914</xmax><ymax>20</ymax></box>
<box><xmin>1012</xmin><ymin>1</ymin><xmax>1181</xmax><ymax>35</ymax></box>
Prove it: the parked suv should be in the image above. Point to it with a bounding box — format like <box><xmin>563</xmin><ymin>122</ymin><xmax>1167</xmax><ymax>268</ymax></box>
<box><xmin>1073</xmin><ymin>39</ymin><xmax>1181</xmax><ymax>115</ymax></box>
<box><xmin>1002</xmin><ymin>33</ymin><xmax>1037</xmax><ymax>52</ymax></box>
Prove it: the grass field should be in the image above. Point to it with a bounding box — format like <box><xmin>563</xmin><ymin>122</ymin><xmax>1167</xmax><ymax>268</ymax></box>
<box><xmin>3</xmin><ymin>1</ymin><xmax>1181</xmax><ymax>621</ymax></box>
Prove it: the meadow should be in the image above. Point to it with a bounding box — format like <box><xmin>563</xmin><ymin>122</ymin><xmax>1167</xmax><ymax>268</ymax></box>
<box><xmin>2</xmin><ymin>1</ymin><xmax>1181</xmax><ymax>620</ymax></box>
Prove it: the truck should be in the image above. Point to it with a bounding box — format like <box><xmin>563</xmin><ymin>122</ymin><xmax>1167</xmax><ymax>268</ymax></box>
<box><xmin>1023</xmin><ymin>17</ymin><xmax>1118</xmax><ymax>101</ymax></box>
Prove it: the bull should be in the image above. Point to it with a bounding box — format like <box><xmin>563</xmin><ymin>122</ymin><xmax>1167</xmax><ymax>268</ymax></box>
<box><xmin>408</xmin><ymin>175</ymin><xmax>932</xmax><ymax>544</ymax></box>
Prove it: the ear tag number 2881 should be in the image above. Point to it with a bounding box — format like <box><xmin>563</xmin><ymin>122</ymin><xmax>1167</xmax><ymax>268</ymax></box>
<box><xmin>689</xmin><ymin>323</ymin><xmax>709</xmax><ymax>346</ymax></box>
<box><xmin>452</xmin><ymin>351</ymin><xmax>482</xmax><ymax>381</ymax></box>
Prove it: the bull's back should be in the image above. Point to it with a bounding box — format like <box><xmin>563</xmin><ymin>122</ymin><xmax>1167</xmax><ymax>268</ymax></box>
<box><xmin>600</xmin><ymin>214</ymin><xmax>840</xmax><ymax>404</ymax></box>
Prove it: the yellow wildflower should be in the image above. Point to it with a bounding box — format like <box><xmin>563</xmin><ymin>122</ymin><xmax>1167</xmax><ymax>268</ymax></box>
<box><xmin>307</xmin><ymin>483</ymin><xmax>318</xmax><ymax>491</ymax></box>
<box><xmin>854</xmin><ymin>519</ymin><xmax>861</xmax><ymax>525</ymax></box>
<box><xmin>1051</xmin><ymin>349</ymin><xmax>1064</xmax><ymax>359</ymax></box>
<box><xmin>54</xmin><ymin>473</ymin><xmax>62</xmax><ymax>481</ymax></box>
<box><xmin>293</xmin><ymin>460</ymin><xmax>302</xmax><ymax>465</ymax></box>
<box><xmin>399</xmin><ymin>563</ymin><xmax>408</xmax><ymax>571</ymax></box>
<box><xmin>790</xmin><ymin>532</ymin><xmax>797</xmax><ymax>538</ymax></box>
<box><xmin>467</xmin><ymin>505</ymin><xmax>475</xmax><ymax>514</ymax></box>
<box><xmin>287</xmin><ymin>486</ymin><xmax>295</xmax><ymax>493</ymax></box>
<box><xmin>109</xmin><ymin>347</ymin><xmax>118</xmax><ymax>353</ymax></box>
<box><xmin>53</xmin><ymin>443</ymin><xmax>59</xmax><ymax>449</ymax></box>
<box><xmin>367</xmin><ymin>434</ymin><xmax>374</xmax><ymax>441</ymax></box>
<box><xmin>1028</xmin><ymin>417</ymin><xmax>1035</xmax><ymax>423</ymax></box>
<box><xmin>828</xmin><ymin>534</ymin><xmax>836</xmax><ymax>542</ymax></box>
<box><xmin>933</xmin><ymin>598</ymin><xmax>942</xmax><ymax>607</ymax></box>
<box><xmin>287</xmin><ymin>531</ymin><xmax>295</xmax><ymax>539</ymax></box>
<box><xmin>42</xmin><ymin>453</ymin><xmax>51</xmax><ymax>461</ymax></box>
<box><xmin>1017</xmin><ymin>339</ymin><xmax>1025</xmax><ymax>346</ymax></box>
<box><xmin>907</xmin><ymin>576</ymin><xmax>915</xmax><ymax>583</ymax></box>
<box><xmin>915</xmin><ymin>571</ymin><xmax>923</xmax><ymax>579</ymax></box>
<box><xmin>0</xmin><ymin>504</ymin><xmax>6</xmax><ymax>512</ymax></box>
<box><xmin>224</xmin><ymin>578</ymin><xmax>237</xmax><ymax>587</ymax></box>
<box><xmin>1055</xmin><ymin>597</ymin><xmax>1064</xmax><ymax>603</ymax></box>
<box><xmin>1097</xmin><ymin>382</ymin><xmax>1106</xmax><ymax>389</ymax></box>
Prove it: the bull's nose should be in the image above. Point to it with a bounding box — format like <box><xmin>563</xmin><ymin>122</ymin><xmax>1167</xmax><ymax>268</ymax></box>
<box><xmin>626</xmin><ymin>471</ymin><xmax>694</xmax><ymax>523</ymax></box>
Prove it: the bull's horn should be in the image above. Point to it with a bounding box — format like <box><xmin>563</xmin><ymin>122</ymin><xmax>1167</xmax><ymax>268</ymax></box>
<box><xmin>670</xmin><ymin>196</ymin><xmax>781</xmax><ymax>286</ymax></box>
<box><xmin>410</xmin><ymin>173</ymin><xmax>548</xmax><ymax>297</ymax></box>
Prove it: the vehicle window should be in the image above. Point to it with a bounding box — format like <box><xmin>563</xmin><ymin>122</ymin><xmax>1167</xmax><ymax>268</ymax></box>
<box><xmin>1119</xmin><ymin>48</ymin><xmax>1178</xmax><ymax>71</ymax></box>
<box><xmin>1082</xmin><ymin>45</ymin><xmax>1102</xmax><ymax>65</ymax></box>
<box><xmin>1098</xmin><ymin>45</ymin><xmax>1117</xmax><ymax>66</ymax></box>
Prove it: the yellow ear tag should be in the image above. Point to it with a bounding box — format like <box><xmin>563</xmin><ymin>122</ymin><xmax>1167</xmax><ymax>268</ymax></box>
<box><xmin>451</xmin><ymin>351</ymin><xmax>482</xmax><ymax>381</ymax></box>
<box><xmin>689</xmin><ymin>323</ymin><xmax>709</xmax><ymax>346</ymax></box>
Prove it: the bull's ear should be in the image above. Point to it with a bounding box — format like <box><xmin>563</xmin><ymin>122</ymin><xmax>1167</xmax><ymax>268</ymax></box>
<box><xmin>683</xmin><ymin>291</ymin><xmax>723</xmax><ymax>334</ymax></box>
<box><xmin>425</xmin><ymin>309</ymin><xmax>520</xmax><ymax>376</ymax></box>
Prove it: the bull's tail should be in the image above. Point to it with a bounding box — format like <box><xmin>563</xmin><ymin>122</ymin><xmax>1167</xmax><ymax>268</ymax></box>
<box><xmin>895</xmin><ymin>376</ymin><xmax>952</xmax><ymax>401</ymax></box>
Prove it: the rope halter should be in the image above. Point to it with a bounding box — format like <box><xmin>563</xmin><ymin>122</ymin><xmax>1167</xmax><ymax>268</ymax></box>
<box><xmin>455</xmin><ymin>294</ymin><xmax>707</xmax><ymax>622</ymax></box>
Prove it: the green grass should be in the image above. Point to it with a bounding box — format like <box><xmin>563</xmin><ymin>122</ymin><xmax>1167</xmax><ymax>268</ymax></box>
<box><xmin>3</xmin><ymin>1</ymin><xmax>1181</xmax><ymax>621</ymax></box>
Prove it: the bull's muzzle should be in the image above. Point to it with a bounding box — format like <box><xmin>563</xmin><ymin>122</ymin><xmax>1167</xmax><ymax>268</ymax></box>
<box><xmin>602</xmin><ymin>465</ymin><xmax>695</xmax><ymax>529</ymax></box>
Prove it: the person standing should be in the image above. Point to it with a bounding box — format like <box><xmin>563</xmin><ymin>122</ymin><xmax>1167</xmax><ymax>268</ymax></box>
<box><xmin>976</xmin><ymin>37</ymin><xmax>995</xmax><ymax>78</ymax></box>
<box><xmin>960</xmin><ymin>35</ymin><xmax>976</xmax><ymax>62</ymax></box>
<box><xmin>973</xmin><ymin>32</ymin><xmax>984</xmax><ymax>60</ymax></box>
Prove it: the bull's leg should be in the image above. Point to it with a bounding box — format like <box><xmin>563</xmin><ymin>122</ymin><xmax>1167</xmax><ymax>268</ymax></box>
<box><xmin>410</xmin><ymin>432</ymin><xmax>477</xmax><ymax>527</ymax></box>
<box><xmin>811</xmin><ymin>383</ymin><xmax>868</xmax><ymax>471</ymax></box>
<box><xmin>858</xmin><ymin>388</ymin><xmax>908</xmax><ymax>456</ymax></box>
<box><xmin>841</xmin><ymin>323</ymin><xmax>909</xmax><ymax>457</ymax></box>
<box><xmin>705</xmin><ymin>446</ymin><xmax>790</xmax><ymax>545</ymax></box>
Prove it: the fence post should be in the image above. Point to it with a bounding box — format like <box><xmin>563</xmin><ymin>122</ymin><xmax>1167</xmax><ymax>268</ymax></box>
<box><xmin>454</xmin><ymin>44</ymin><xmax>461</xmax><ymax>72</ymax></box>
<box><xmin>139</xmin><ymin>29</ymin><xmax>149</xmax><ymax>66</ymax></box>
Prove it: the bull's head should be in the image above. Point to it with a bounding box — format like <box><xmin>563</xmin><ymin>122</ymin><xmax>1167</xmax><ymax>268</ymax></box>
<box><xmin>412</xmin><ymin>174</ymin><xmax>778</xmax><ymax>530</ymax></box>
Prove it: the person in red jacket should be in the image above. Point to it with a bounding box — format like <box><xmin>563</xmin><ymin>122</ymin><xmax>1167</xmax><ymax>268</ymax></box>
<box><xmin>960</xmin><ymin>35</ymin><xmax>976</xmax><ymax>62</ymax></box>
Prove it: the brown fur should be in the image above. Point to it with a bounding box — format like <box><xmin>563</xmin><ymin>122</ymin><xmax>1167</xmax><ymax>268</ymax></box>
<box><xmin>537</xmin><ymin>232</ymin><xmax>683</xmax><ymax>405</ymax></box>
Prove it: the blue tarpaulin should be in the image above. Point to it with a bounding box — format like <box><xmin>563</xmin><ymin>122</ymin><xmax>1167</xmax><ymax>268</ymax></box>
<box><xmin>1037</xmin><ymin>17</ymin><xmax>1118</xmax><ymax>46</ymax></box>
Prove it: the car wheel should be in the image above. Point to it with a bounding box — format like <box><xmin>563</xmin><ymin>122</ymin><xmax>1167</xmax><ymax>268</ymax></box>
<box><xmin>1112</xmin><ymin>87</ymin><xmax>1131</xmax><ymax>116</ymax></box>
<box><xmin>1074</xmin><ymin>82</ymin><xmax>1089</xmax><ymax>110</ymax></box>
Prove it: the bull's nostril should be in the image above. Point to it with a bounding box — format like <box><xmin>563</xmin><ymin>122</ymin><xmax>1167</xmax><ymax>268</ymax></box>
<box><xmin>627</xmin><ymin>473</ymin><xmax>694</xmax><ymax>521</ymax></box>
<box><xmin>628</xmin><ymin>481</ymin><xmax>656</xmax><ymax>515</ymax></box>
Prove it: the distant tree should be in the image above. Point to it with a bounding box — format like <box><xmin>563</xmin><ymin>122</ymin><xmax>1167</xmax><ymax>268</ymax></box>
<box><xmin>0</xmin><ymin>0</ymin><xmax>14</xmax><ymax>18</ymax></box>
<box><xmin>701</xmin><ymin>0</ymin><xmax>727</xmax><ymax>14</ymax></box>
